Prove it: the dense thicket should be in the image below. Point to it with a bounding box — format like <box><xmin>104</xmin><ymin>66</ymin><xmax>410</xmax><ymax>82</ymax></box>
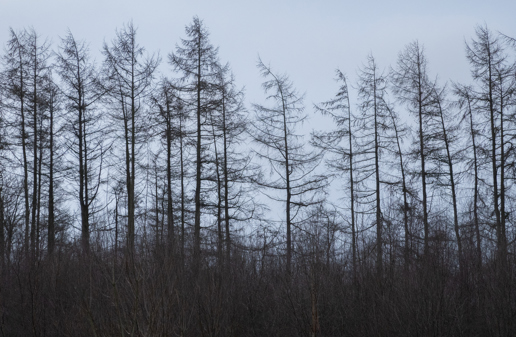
<box><xmin>0</xmin><ymin>20</ymin><xmax>515</xmax><ymax>336</ymax></box>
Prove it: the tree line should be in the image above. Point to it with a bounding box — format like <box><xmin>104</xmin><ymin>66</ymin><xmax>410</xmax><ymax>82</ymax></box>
<box><xmin>0</xmin><ymin>18</ymin><xmax>515</xmax><ymax>336</ymax></box>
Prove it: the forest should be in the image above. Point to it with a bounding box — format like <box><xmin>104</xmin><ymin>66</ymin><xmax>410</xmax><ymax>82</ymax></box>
<box><xmin>0</xmin><ymin>17</ymin><xmax>515</xmax><ymax>336</ymax></box>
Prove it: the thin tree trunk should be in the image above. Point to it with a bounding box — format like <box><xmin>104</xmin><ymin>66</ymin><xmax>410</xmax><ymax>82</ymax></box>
<box><xmin>18</xmin><ymin>53</ymin><xmax>30</xmax><ymax>257</ymax></box>
<box><xmin>281</xmin><ymin>92</ymin><xmax>292</xmax><ymax>276</ymax></box>
<box><xmin>193</xmin><ymin>38</ymin><xmax>202</xmax><ymax>266</ymax></box>
<box><xmin>388</xmin><ymin>106</ymin><xmax>409</xmax><ymax>272</ymax></box>
<box><xmin>436</xmin><ymin>96</ymin><xmax>462</xmax><ymax>272</ymax></box>
<box><xmin>180</xmin><ymin>114</ymin><xmax>186</xmax><ymax>263</ymax></box>
<box><xmin>30</xmin><ymin>57</ymin><xmax>38</xmax><ymax>260</ymax></box>
<box><xmin>0</xmin><ymin>181</ymin><xmax>4</xmax><ymax>267</ymax></box>
<box><xmin>498</xmin><ymin>77</ymin><xmax>507</xmax><ymax>265</ymax></box>
<box><xmin>129</xmin><ymin>64</ymin><xmax>136</xmax><ymax>258</ymax></box>
<box><xmin>222</xmin><ymin>94</ymin><xmax>231</xmax><ymax>263</ymax></box>
<box><xmin>155</xmin><ymin>166</ymin><xmax>160</xmax><ymax>246</ymax></box>
<box><xmin>418</xmin><ymin>80</ymin><xmax>429</xmax><ymax>257</ymax></box>
<box><xmin>78</xmin><ymin>70</ymin><xmax>91</xmax><ymax>254</ymax></box>
<box><xmin>36</xmin><ymin>119</ymin><xmax>43</xmax><ymax>258</ymax></box>
<box><xmin>211</xmin><ymin>119</ymin><xmax>223</xmax><ymax>264</ymax></box>
<box><xmin>373</xmin><ymin>73</ymin><xmax>382</xmax><ymax>278</ymax></box>
<box><xmin>347</xmin><ymin>93</ymin><xmax>357</xmax><ymax>283</ymax></box>
<box><xmin>84</xmin><ymin>115</ymin><xmax>91</xmax><ymax>254</ymax></box>
<box><xmin>48</xmin><ymin>91</ymin><xmax>55</xmax><ymax>255</ymax></box>
<box><xmin>487</xmin><ymin>61</ymin><xmax>502</xmax><ymax>259</ymax></box>
<box><xmin>122</xmin><ymin>92</ymin><xmax>132</xmax><ymax>258</ymax></box>
<box><xmin>465</xmin><ymin>95</ymin><xmax>482</xmax><ymax>269</ymax></box>
<box><xmin>165</xmin><ymin>96</ymin><xmax>174</xmax><ymax>253</ymax></box>
<box><xmin>114</xmin><ymin>191</ymin><xmax>119</xmax><ymax>258</ymax></box>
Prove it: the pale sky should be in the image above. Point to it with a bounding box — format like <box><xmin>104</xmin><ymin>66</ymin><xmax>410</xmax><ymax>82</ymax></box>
<box><xmin>1</xmin><ymin>0</ymin><xmax>514</xmax><ymax>112</ymax></box>
<box><xmin>1</xmin><ymin>0</ymin><xmax>514</xmax><ymax>224</ymax></box>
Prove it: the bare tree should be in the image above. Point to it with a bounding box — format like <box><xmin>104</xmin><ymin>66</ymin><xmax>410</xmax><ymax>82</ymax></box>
<box><xmin>0</xmin><ymin>88</ymin><xmax>5</xmax><ymax>264</ymax></box>
<box><xmin>2</xmin><ymin>28</ymin><xmax>31</xmax><ymax>255</ymax></box>
<box><xmin>15</xmin><ymin>28</ymin><xmax>52</xmax><ymax>258</ymax></box>
<box><xmin>169</xmin><ymin>17</ymin><xmax>220</xmax><ymax>265</ymax></box>
<box><xmin>207</xmin><ymin>63</ymin><xmax>258</xmax><ymax>264</ymax></box>
<box><xmin>354</xmin><ymin>54</ymin><xmax>398</xmax><ymax>276</ymax></box>
<box><xmin>391</xmin><ymin>41</ymin><xmax>435</xmax><ymax>257</ymax></box>
<box><xmin>41</xmin><ymin>74</ymin><xmax>59</xmax><ymax>255</ymax></box>
<box><xmin>465</xmin><ymin>25</ymin><xmax>516</xmax><ymax>264</ymax></box>
<box><xmin>252</xmin><ymin>58</ymin><xmax>326</xmax><ymax>275</ymax></box>
<box><xmin>312</xmin><ymin>70</ymin><xmax>357</xmax><ymax>280</ymax></box>
<box><xmin>103</xmin><ymin>22</ymin><xmax>159</xmax><ymax>257</ymax></box>
<box><xmin>384</xmin><ymin>102</ymin><xmax>411</xmax><ymax>271</ymax></box>
<box><xmin>217</xmin><ymin>65</ymin><xmax>256</xmax><ymax>263</ymax></box>
<box><xmin>455</xmin><ymin>85</ymin><xmax>482</xmax><ymax>268</ymax></box>
<box><xmin>56</xmin><ymin>31</ymin><xmax>107</xmax><ymax>254</ymax></box>
<box><xmin>150</xmin><ymin>78</ymin><xmax>183</xmax><ymax>252</ymax></box>
<box><xmin>430</xmin><ymin>85</ymin><xmax>464</xmax><ymax>272</ymax></box>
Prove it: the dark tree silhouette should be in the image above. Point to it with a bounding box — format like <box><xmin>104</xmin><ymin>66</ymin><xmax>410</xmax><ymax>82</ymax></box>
<box><xmin>354</xmin><ymin>54</ymin><xmax>398</xmax><ymax>276</ymax></box>
<box><xmin>312</xmin><ymin>70</ymin><xmax>358</xmax><ymax>280</ymax></box>
<box><xmin>465</xmin><ymin>25</ymin><xmax>516</xmax><ymax>264</ymax></box>
<box><xmin>2</xmin><ymin>28</ymin><xmax>32</xmax><ymax>255</ymax></box>
<box><xmin>56</xmin><ymin>31</ymin><xmax>107</xmax><ymax>254</ymax></box>
<box><xmin>103</xmin><ymin>22</ymin><xmax>159</xmax><ymax>257</ymax></box>
<box><xmin>391</xmin><ymin>41</ymin><xmax>435</xmax><ymax>257</ymax></box>
<box><xmin>252</xmin><ymin>58</ymin><xmax>326</xmax><ymax>275</ymax></box>
<box><xmin>169</xmin><ymin>17</ymin><xmax>220</xmax><ymax>265</ymax></box>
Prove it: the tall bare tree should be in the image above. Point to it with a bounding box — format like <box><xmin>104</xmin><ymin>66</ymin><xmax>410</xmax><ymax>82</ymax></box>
<box><xmin>56</xmin><ymin>31</ymin><xmax>107</xmax><ymax>254</ymax></box>
<box><xmin>312</xmin><ymin>70</ymin><xmax>357</xmax><ymax>280</ymax></box>
<box><xmin>207</xmin><ymin>63</ymin><xmax>257</xmax><ymax>264</ymax></box>
<box><xmin>103</xmin><ymin>22</ymin><xmax>159</xmax><ymax>257</ymax></box>
<box><xmin>0</xmin><ymin>88</ymin><xmax>6</xmax><ymax>264</ymax></box>
<box><xmin>216</xmin><ymin>65</ymin><xmax>255</xmax><ymax>263</ymax></box>
<box><xmin>41</xmin><ymin>74</ymin><xmax>59</xmax><ymax>255</ymax></box>
<box><xmin>2</xmin><ymin>28</ymin><xmax>31</xmax><ymax>254</ymax></box>
<box><xmin>355</xmin><ymin>54</ymin><xmax>398</xmax><ymax>276</ymax></box>
<box><xmin>455</xmin><ymin>85</ymin><xmax>482</xmax><ymax>268</ymax></box>
<box><xmin>169</xmin><ymin>17</ymin><xmax>220</xmax><ymax>265</ymax></box>
<box><xmin>150</xmin><ymin>78</ymin><xmax>184</xmax><ymax>252</ymax></box>
<box><xmin>28</xmin><ymin>29</ymin><xmax>51</xmax><ymax>257</ymax></box>
<box><xmin>429</xmin><ymin>85</ymin><xmax>464</xmax><ymax>271</ymax></box>
<box><xmin>391</xmin><ymin>41</ymin><xmax>435</xmax><ymax>257</ymax></box>
<box><xmin>252</xmin><ymin>58</ymin><xmax>326</xmax><ymax>275</ymax></box>
<box><xmin>384</xmin><ymin>103</ymin><xmax>411</xmax><ymax>271</ymax></box>
<box><xmin>465</xmin><ymin>25</ymin><xmax>516</xmax><ymax>264</ymax></box>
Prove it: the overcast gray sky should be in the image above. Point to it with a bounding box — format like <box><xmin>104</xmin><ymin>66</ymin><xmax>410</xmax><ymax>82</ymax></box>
<box><xmin>1</xmin><ymin>0</ymin><xmax>515</xmax><ymax>118</ymax></box>
<box><xmin>1</xmin><ymin>0</ymin><xmax>514</xmax><ymax>223</ymax></box>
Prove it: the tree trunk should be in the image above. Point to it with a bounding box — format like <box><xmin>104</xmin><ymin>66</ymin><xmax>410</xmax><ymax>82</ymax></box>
<box><xmin>30</xmin><ymin>59</ymin><xmax>38</xmax><ymax>260</ymax></box>
<box><xmin>373</xmin><ymin>73</ymin><xmax>382</xmax><ymax>278</ymax></box>
<box><xmin>436</xmin><ymin>96</ymin><xmax>462</xmax><ymax>272</ymax></box>
<box><xmin>180</xmin><ymin>114</ymin><xmax>186</xmax><ymax>263</ymax></box>
<box><xmin>48</xmin><ymin>90</ymin><xmax>55</xmax><ymax>255</ymax></box>
<box><xmin>222</xmin><ymin>94</ymin><xmax>231</xmax><ymax>263</ymax></box>
<box><xmin>211</xmin><ymin>120</ymin><xmax>224</xmax><ymax>265</ymax></box>
<box><xmin>165</xmin><ymin>97</ymin><xmax>174</xmax><ymax>253</ymax></box>
<box><xmin>129</xmin><ymin>70</ymin><xmax>136</xmax><ymax>258</ymax></box>
<box><xmin>36</xmin><ymin>114</ymin><xmax>43</xmax><ymax>258</ymax></box>
<box><xmin>488</xmin><ymin>63</ymin><xmax>502</xmax><ymax>260</ymax></box>
<box><xmin>418</xmin><ymin>86</ymin><xmax>429</xmax><ymax>257</ymax></box>
<box><xmin>19</xmin><ymin>55</ymin><xmax>30</xmax><ymax>257</ymax></box>
<box><xmin>347</xmin><ymin>92</ymin><xmax>357</xmax><ymax>283</ymax></box>
<box><xmin>498</xmin><ymin>76</ymin><xmax>507</xmax><ymax>265</ymax></box>
<box><xmin>0</xmin><ymin>182</ymin><xmax>5</xmax><ymax>267</ymax></box>
<box><xmin>193</xmin><ymin>41</ymin><xmax>202</xmax><ymax>267</ymax></box>
<box><xmin>282</xmin><ymin>95</ymin><xmax>292</xmax><ymax>276</ymax></box>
